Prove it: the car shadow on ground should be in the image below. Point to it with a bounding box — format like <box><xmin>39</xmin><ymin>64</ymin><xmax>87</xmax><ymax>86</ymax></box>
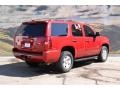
<box><xmin>0</xmin><ymin>59</ymin><xmax>99</xmax><ymax>78</ymax></box>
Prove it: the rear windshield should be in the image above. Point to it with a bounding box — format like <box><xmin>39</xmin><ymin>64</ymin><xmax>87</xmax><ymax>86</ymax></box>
<box><xmin>16</xmin><ymin>22</ymin><xmax>47</xmax><ymax>37</ymax></box>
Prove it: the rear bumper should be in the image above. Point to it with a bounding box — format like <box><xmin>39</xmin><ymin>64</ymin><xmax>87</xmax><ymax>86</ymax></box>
<box><xmin>12</xmin><ymin>48</ymin><xmax>60</xmax><ymax>63</ymax></box>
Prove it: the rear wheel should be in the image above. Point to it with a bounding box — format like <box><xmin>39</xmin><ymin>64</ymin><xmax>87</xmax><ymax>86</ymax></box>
<box><xmin>25</xmin><ymin>61</ymin><xmax>39</xmax><ymax>67</ymax></box>
<box><xmin>97</xmin><ymin>46</ymin><xmax>109</xmax><ymax>62</ymax></box>
<box><xmin>56</xmin><ymin>51</ymin><xmax>73</xmax><ymax>73</ymax></box>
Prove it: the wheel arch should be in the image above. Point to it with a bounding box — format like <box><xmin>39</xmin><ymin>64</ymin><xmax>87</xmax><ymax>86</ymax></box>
<box><xmin>61</xmin><ymin>46</ymin><xmax>75</xmax><ymax>58</ymax></box>
<box><xmin>102</xmin><ymin>43</ymin><xmax>110</xmax><ymax>53</ymax></box>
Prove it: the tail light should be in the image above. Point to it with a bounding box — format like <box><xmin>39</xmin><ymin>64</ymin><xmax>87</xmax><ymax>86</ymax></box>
<box><xmin>44</xmin><ymin>37</ymin><xmax>52</xmax><ymax>51</ymax></box>
<box><xmin>30</xmin><ymin>39</ymin><xmax>34</xmax><ymax>42</ymax></box>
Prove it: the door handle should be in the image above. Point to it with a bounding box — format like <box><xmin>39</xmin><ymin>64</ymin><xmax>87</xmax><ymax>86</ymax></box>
<box><xmin>85</xmin><ymin>40</ymin><xmax>89</xmax><ymax>42</ymax></box>
<box><xmin>72</xmin><ymin>40</ymin><xmax>77</xmax><ymax>42</ymax></box>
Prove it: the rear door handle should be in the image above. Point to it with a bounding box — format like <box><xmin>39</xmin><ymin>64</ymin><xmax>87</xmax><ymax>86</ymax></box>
<box><xmin>85</xmin><ymin>40</ymin><xmax>89</xmax><ymax>42</ymax></box>
<box><xmin>72</xmin><ymin>40</ymin><xmax>77</xmax><ymax>42</ymax></box>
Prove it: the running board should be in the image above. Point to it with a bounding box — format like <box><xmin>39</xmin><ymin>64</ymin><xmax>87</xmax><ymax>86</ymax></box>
<box><xmin>74</xmin><ymin>56</ymin><xmax>98</xmax><ymax>62</ymax></box>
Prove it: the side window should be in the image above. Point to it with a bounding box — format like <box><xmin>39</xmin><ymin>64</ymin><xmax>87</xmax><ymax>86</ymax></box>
<box><xmin>72</xmin><ymin>24</ymin><xmax>83</xmax><ymax>36</ymax></box>
<box><xmin>51</xmin><ymin>23</ymin><xmax>68</xmax><ymax>36</ymax></box>
<box><xmin>84</xmin><ymin>25</ymin><xmax>94</xmax><ymax>37</ymax></box>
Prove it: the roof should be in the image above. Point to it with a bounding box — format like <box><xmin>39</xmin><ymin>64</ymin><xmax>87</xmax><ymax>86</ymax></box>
<box><xmin>23</xmin><ymin>18</ymin><xmax>86</xmax><ymax>24</ymax></box>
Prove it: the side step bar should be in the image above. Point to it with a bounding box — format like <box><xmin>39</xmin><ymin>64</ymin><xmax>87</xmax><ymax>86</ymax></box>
<box><xmin>74</xmin><ymin>56</ymin><xmax>98</xmax><ymax>62</ymax></box>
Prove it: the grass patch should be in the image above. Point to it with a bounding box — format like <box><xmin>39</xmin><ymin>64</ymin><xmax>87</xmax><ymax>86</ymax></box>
<box><xmin>0</xmin><ymin>32</ymin><xmax>13</xmax><ymax>41</ymax></box>
<box><xmin>110</xmin><ymin>50</ymin><xmax>120</xmax><ymax>54</ymax></box>
<box><xmin>0</xmin><ymin>41</ymin><xmax>13</xmax><ymax>56</ymax></box>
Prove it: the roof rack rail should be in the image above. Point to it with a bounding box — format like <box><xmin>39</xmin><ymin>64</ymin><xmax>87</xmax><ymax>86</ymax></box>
<box><xmin>30</xmin><ymin>18</ymin><xmax>74</xmax><ymax>22</ymax></box>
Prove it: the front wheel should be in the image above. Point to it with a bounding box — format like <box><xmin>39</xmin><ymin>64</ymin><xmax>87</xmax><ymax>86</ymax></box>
<box><xmin>97</xmin><ymin>46</ymin><xmax>109</xmax><ymax>62</ymax></box>
<box><xmin>56</xmin><ymin>51</ymin><xmax>74</xmax><ymax>73</ymax></box>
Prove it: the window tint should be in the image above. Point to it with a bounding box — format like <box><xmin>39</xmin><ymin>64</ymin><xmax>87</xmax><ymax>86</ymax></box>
<box><xmin>16</xmin><ymin>22</ymin><xmax>47</xmax><ymax>37</ymax></box>
<box><xmin>51</xmin><ymin>23</ymin><xmax>68</xmax><ymax>36</ymax></box>
<box><xmin>84</xmin><ymin>25</ymin><xmax>94</xmax><ymax>37</ymax></box>
<box><xmin>72</xmin><ymin>24</ymin><xmax>83</xmax><ymax>36</ymax></box>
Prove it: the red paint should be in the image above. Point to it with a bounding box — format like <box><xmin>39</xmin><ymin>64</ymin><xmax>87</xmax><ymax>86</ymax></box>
<box><xmin>13</xmin><ymin>20</ymin><xmax>110</xmax><ymax>63</ymax></box>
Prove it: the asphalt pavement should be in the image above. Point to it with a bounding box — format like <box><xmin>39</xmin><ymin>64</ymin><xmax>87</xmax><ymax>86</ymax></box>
<box><xmin>0</xmin><ymin>55</ymin><xmax>120</xmax><ymax>85</ymax></box>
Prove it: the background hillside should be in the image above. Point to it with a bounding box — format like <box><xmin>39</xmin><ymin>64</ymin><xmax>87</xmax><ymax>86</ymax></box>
<box><xmin>0</xmin><ymin>5</ymin><xmax>120</xmax><ymax>56</ymax></box>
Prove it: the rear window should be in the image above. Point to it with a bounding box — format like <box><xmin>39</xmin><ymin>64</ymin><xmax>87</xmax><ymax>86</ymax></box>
<box><xmin>16</xmin><ymin>22</ymin><xmax>47</xmax><ymax>37</ymax></box>
<box><xmin>51</xmin><ymin>23</ymin><xmax>68</xmax><ymax>36</ymax></box>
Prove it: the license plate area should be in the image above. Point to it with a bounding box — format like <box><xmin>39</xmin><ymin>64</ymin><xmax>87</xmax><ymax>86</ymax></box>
<box><xmin>24</xmin><ymin>43</ymin><xmax>30</xmax><ymax>48</ymax></box>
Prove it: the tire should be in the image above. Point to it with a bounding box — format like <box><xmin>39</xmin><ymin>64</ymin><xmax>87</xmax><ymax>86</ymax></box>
<box><xmin>25</xmin><ymin>61</ymin><xmax>39</xmax><ymax>67</ymax></box>
<box><xmin>97</xmin><ymin>46</ymin><xmax>109</xmax><ymax>62</ymax></box>
<box><xmin>56</xmin><ymin>51</ymin><xmax>74</xmax><ymax>73</ymax></box>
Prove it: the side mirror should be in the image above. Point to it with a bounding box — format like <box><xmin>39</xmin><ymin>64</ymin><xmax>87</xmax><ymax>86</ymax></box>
<box><xmin>95</xmin><ymin>32</ymin><xmax>100</xmax><ymax>36</ymax></box>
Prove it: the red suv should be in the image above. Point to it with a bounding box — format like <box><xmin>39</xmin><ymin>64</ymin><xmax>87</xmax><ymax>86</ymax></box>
<box><xmin>13</xmin><ymin>19</ymin><xmax>110</xmax><ymax>72</ymax></box>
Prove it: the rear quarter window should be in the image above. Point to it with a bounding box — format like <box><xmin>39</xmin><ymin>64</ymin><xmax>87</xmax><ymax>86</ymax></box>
<box><xmin>51</xmin><ymin>23</ymin><xmax>68</xmax><ymax>36</ymax></box>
